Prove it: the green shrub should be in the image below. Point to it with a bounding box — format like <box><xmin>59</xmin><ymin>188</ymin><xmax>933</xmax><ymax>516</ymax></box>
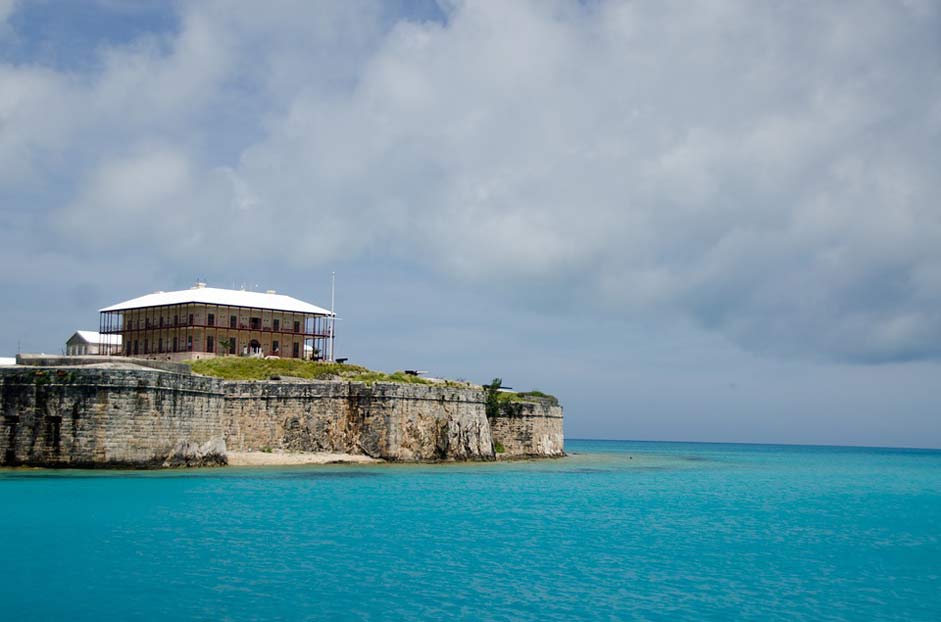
<box><xmin>497</xmin><ymin>389</ymin><xmax>558</xmax><ymax>406</ymax></box>
<box><xmin>484</xmin><ymin>377</ymin><xmax>502</xmax><ymax>418</ymax></box>
<box><xmin>515</xmin><ymin>390</ymin><xmax>559</xmax><ymax>406</ymax></box>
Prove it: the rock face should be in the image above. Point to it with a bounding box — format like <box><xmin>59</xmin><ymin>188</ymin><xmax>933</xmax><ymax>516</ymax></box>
<box><xmin>162</xmin><ymin>437</ymin><xmax>228</xmax><ymax>468</ymax></box>
<box><xmin>0</xmin><ymin>366</ymin><xmax>563</xmax><ymax>468</ymax></box>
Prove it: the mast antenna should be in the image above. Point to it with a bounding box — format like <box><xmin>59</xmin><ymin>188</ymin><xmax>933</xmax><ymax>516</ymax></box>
<box><xmin>329</xmin><ymin>272</ymin><xmax>336</xmax><ymax>362</ymax></box>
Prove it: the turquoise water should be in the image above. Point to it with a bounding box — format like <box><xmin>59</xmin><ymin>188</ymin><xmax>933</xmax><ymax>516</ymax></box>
<box><xmin>1</xmin><ymin>440</ymin><xmax>939</xmax><ymax>621</ymax></box>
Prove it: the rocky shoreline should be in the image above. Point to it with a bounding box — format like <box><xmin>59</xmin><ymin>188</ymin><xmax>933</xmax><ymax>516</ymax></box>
<box><xmin>227</xmin><ymin>450</ymin><xmax>381</xmax><ymax>466</ymax></box>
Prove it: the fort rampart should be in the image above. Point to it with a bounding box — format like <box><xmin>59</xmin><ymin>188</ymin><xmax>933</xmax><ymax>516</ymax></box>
<box><xmin>0</xmin><ymin>365</ymin><xmax>563</xmax><ymax>468</ymax></box>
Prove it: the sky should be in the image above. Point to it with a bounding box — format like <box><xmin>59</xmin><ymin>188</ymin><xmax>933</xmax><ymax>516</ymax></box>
<box><xmin>1</xmin><ymin>0</ymin><xmax>939</xmax><ymax>448</ymax></box>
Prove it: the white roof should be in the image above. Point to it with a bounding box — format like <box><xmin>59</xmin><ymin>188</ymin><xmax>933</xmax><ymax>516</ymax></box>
<box><xmin>70</xmin><ymin>331</ymin><xmax>122</xmax><ymax>345</ymax></box>
<box><xmin>0</xmin><ymin>357</ymin><xmax>15</xmax><ymax>366</ymax></box>
<box><xmin>100</xmin><ymin>286</ymin><xmax>333</xmax><ymax>316</ymax></box>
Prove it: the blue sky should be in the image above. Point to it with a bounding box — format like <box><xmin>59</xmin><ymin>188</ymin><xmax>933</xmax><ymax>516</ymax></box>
<box><xmin>2</xmin><ymin>0</ymin><xmax>940</xmax><ymax>447</ymax></box>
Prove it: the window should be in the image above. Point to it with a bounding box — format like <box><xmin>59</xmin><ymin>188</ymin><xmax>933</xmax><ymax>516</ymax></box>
<box><xmin>158</xmin><ymin>338</ymin><xmax>163</xmax><ymax>353</ymax></box>
<box><xmin>272</xmin><ymin>340</ymin><xmax>279</xmax><ymax>354</ymax></box>
<box><xmin>207</xmin><ymin>313</ymin><xmax>215</xmax><ymax>327</ymax></box>
<box><xmin>143</xmin><ymin>339</ymin><xmax>149</xmax><ymax>354</ymax></box>
<box><xmin>187</xmin><ymin>335</ymin><xmax>193</xmax><ymax>351</ymax></box>
<box><xmin>273</xmin><ymin>319</ymin><xmax>280</xmax><ymax>331</ymax></box>
<box><xmin>173</xmin><ymin>336</ymin><xmax>178</xmax><ymax>352</ymax></box>
<box><xmin>292</xmin><ymin>342</ymin><xmax>300</xmax><ymax>358</ymax></box>
<box><xmin>230</xmin><ymin>315</ymin><xmax>237</xmax><ymax>328</ymax></box>
<box><xmin>250</xmin><ymin>317</ymin><xmax>261</xmax><ymax>330</ymax></box>
<box><xmin>207</xmin><ymin>336</ymin><xmax>214</xmax><ymax>353</ymax></box>
<box><xmin>159</xmin><ymin>317</ymin><xmax>164</xmax><ymax>327</ymax></box>
<box><xmin>126</xmin><ymin>342</ymin><xmax>131</xmax><ymax>356</ymax></box>
<box><xmin>231</xmin><ymin>337</ymin><xmax>237</xmax><ymax>354</ymax></box>
<box><xmin>133</xmin><ymin>340</ymin><xmax>139</xmax><ymax>355</ymax></box>
<box><xmin>188</xmin><ymin>314</ymin><xmax>194</xmax><ymax>326</ymax></box>
<box><xmin>293</xmin><ymin>321</ymin><xmax>300</xmax><ymax>333</ymax></box>
<box><xmin>174</xmin><ymin>315</ymin><xmax>179</xmax><ymax>326</ymax></box>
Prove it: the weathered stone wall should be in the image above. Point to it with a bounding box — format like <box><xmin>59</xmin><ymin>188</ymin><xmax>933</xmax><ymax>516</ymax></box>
<box><xmin>0</xmin><ymin>366</ymin><xmax>563</xmax><ymax>467</ymax></box>
<box><xmin>488</xmin><ymin>400</ymin><xmax>565</xmax><ymax>458</ymax></box>
<box><xmin>0</xmin><ymin>367</ymin><xmax>225</xmax><ymax>467</ymax></box>
<box><xmin>223</xmin><ymin>382</ymin><xmax>494</xmax><ymax>461</ymax></box>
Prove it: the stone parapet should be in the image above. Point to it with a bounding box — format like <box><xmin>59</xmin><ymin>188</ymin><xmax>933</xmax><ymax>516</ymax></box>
<box><xmin>15</xmin><ymin>354</ymin><xmax>192</xmax><ymax>374</ymax></box>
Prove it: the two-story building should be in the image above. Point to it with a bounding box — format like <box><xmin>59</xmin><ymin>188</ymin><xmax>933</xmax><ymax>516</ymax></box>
<box><xmin>98</xmin><ymin>283</ymin><xmax>335</xmax><ymax>361</ymax></box>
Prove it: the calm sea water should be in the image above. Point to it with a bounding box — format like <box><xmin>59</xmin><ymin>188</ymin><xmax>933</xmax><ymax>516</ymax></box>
<box><xmin>1</xmin><ymin>440</ymin><xmax>939</xmax><ymax>621</ymax></box>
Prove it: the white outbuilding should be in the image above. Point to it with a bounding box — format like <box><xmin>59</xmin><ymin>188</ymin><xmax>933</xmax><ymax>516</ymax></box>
<box><xmin>65</xmin><ymin>330</ymin><xmax>122</xmax><ymax>356</ymax></box>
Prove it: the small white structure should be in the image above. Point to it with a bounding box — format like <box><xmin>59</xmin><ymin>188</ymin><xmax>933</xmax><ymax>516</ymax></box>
<box><xmin>65</xmin><ymin>331</ymin><xmax>122</xmax><ymax>356</ymax></box>
<box><xmin>0</xmin><ymin>357</ymin><xmax>15</xmax><ymax>366</ymax></box>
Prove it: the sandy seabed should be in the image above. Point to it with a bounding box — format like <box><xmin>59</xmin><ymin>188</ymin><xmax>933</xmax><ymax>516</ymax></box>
<box><xmin>226</xmin><ymin>451</ymin><xmax>381</xmax><ymax>466</ymax></box>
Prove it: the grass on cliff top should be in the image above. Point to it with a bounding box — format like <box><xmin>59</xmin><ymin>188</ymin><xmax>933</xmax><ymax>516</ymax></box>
<box><xmin>187</xmin><ymin>359</ymin><xmax>553</xmax><ymax>398</ymax></box>
<box><xmin>496</xmin><ymin>389</ymin><xmax>559</xmax><ymax>406</ymax></box>
<box><xmin>186</xmin><ymin>357</ymin><xmax>433</xmax><ymax>385</ymax></box>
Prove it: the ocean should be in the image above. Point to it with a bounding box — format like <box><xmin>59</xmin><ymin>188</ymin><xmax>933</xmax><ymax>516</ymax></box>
<box><xmin>1</xmin><ymin>440</ymin><xmax>939</xmax><ymax>621</ymax></box>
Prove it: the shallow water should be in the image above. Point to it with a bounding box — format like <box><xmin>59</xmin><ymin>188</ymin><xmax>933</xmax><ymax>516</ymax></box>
<box><xmin>1</xmin><ymin>440</ymin><xmax>939</xmax><ymax>621</ymax></box>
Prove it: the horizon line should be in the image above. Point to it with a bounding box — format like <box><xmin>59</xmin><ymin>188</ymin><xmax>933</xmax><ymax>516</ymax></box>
<box><xmin>566</xmin><ymin>437</ymin><xmax>941</xmax><ymax>452</ymax></box>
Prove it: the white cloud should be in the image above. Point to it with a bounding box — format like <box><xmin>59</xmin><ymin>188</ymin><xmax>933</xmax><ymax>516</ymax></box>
<box><xmin>4</xmin><ymin>0</ymin><xmax>941</xmax><ymax>362</ymax></box>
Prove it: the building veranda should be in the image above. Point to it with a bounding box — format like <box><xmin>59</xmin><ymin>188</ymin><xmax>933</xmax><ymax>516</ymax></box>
<box><xmin>98</xmin><ymin>283</ymin><xmax>335</xmax><ymax>361</ymax></box>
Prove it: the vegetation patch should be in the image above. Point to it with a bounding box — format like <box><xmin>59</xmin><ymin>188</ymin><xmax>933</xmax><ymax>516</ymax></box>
<box><xmin>347</xmin><ymin>370</ymin><xmax>432</xmax><ymax>385</ymax></box>
<box><xmin>498</xmin><ymin>390</ymin><xmax>559</xmax><ymax>407</ymax></box>
<box><xmin>187</xmin><ymin>357</ymin><xmax>431</xmax><ymax>385</ymax></box>
<box><xmin>484</xmin><ymin>378</ymin><xmax>503</xmax><ymax>418</ymax></box>
<box><xmin>188</xmin><ymin>357</ymin><xmax>367</xmax><ymax>380</ymax></box>
<box><xmin>484</xmin><ymin>377</ymin><xmax>559</xmax><ymax>415</ymax></box>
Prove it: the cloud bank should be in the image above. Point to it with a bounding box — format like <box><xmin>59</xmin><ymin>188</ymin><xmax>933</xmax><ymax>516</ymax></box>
<box><xmin>2</xmin><ymin>0</ymin><xmax>940</xmax><ymax>363</ymax></box>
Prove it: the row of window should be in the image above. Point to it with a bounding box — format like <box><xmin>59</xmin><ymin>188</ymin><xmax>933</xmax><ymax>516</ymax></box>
<box><xmin>129</xmin><ymin>336</ymin><xmax>192</xmax><ymax>355</ymax></box>
<box><xmin>130</xmin><ymin>314</ymin><xmax>195</xmax><ymax>329</ymax></box>
<box><xmin>128</xmin><ymin>336</ymin><xmax>301</xmax><ymax>357</ymax></box>
<box><xmin>126</xmin><ymin>314</ymin><xmax>303</xmax><ymax>333</ymax></box>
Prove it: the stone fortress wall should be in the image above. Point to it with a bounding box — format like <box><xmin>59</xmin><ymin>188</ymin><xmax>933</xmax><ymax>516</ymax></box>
<box><xmin>0</xmin><ymin>367</ymin><xmax>226</xmax><ymax>468</ymax></box>
<box><xmin>487</xmin><ymin>399</ymin><xmax>565</xmax><ymax>457</ymax></box>
<box><xmin>0</xmin><ymin>363</ymin><xmax>564</xmax><ymax>468</ymax></box>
